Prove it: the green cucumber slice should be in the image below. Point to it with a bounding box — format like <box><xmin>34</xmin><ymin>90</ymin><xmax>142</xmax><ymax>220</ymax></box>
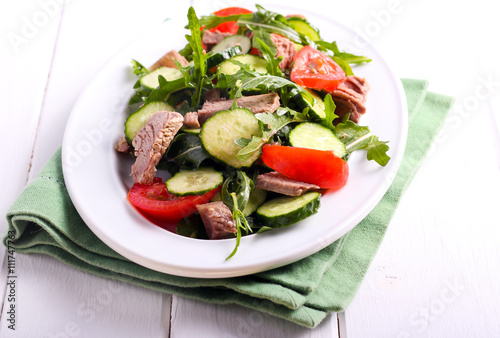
<box><xmin>211</xmin><ymin>35</ymin><xmax>251</xmax><ymax>55</ymax></box>
<box><xmin>242</xmin><ymin>189</ymin><xmax>267</xmax><ymax>217</ymax></box>
<box><xmin>287</xmin><ymin>18</ymin><xmax>321</xmax><ymax>41</ymax></box>
<box><xmin>200</xmin><ymin>108</ymin><xmax>262</xmax><ymax>168</ymax></box>
<box><xmin>257</xmin><ymin>192</ymin><xmax>320</xmax><ymax>228</ymax></box>
<box><xmin>206</xmin><ymin>45</ymin><xmax>242</xmax><ymax>69</ymax></box>
<box><xmin>294</xmin><ymin>88</ymin><xmax>326</xmax><ymax>121</ymax></box>
<box><xmin>181</xmin><ymin>128</ymin><xmax>201</xmax><ymax>135</ymax></box>
<box><xmin>289</xmin><ymin>122</ymin><xmax>347</xmax><ymax>157</ymax></box>
<box><xmin>218</xmin><ymin>54</ymin><xmax>268</xmax><ymax>76</ymax></box>
<box><xmin>166</xmin><ymin>167</ymin><xmax>223</xmax><ymax>196</ymax></box>
<box><xmin>140</xmin><ymin>67</ymin><xmax>183</xmax><ymax>91</ymax></box>
<box><xmin>124</xmin><ymin>101</ymin><xmax>173</xmax><ymax>142</ymax></box>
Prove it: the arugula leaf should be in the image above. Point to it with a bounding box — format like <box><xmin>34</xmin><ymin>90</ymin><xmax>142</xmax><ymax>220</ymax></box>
<box><xmin>131</xmin><ymin>59</ymin><xmax>149</xmax><ymax>76</ymax></box>
<box><xmin>238</xmin><ymin>5</ymin><xmax>308</xmax><ymax>44</ymax></box>
<box><xmin>332</xmin><ymin>56</ymin><xmax>354</xmax><ymax>76</ymax></box>
<box><xmin>231</xmin><ymin>75</ymin><xmax>313</xmax><ymax>103</ymax></box>
<box><xmin>235</xmin><ymin>112</ymin><xmax>294</xmax><ymax>161</ymax></box>
<box><xmin>185</xmin><ymin>7</ymin><xmax>207</xmax><ymax>107</ymax></box>
<box><xmin>335</xmin><ymin>120</ymin><xmax>391</xmax><ymax>166</ymax></box>
<box><xmin>167</xmin><ymin>133</ymin><xmax>211</xmax><ymax>169</ymax></box>
<box><xmin>221</xmin><ymin>171</ymin><xmax>254</xmax><ymax>211</ymax></box>
<box><xmin>144</xmin><ymin>75</ymin><xmax>184</xmax><ymax>104</ymax></box>
<box><xmin>128</xmin><ymin>60</ymin><xmax>150</xmax><ymax>105</ymax></box>
<box><xmin>320</xmin><ymin>94</ymin><xmax>338</xmax><ymax>131</ymax></box>
<box><xmin>178</xmin><ymin>43</ymin><xmax>194</xmax><ymax>61</ymax></box>
<box><xmin>226</xmin><ymin>192</ymin><xmax>253</xmax><ymax>260</ymax></box>
<box><xmin>254</xmin><ymin>36</ymin><xmax>282</xmax><ymax>77</ymax></box>
<box><xmin>316</xmin><ymin>40</ymin><xmax>372</xmax><ymax>64</ymax></box>
<box><xmin>216</xmin><ymin>60</ymin><xmax>261</xmax><ymax>95</ymax></box>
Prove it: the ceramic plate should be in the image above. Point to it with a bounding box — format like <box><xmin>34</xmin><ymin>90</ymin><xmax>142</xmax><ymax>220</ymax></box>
<box><xmin>62</xmin><ymin>6</ymin><xmax>407</xmax><ymax>278</ymax></box>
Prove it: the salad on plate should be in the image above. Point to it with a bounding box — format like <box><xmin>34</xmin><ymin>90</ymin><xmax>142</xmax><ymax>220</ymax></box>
<box><xmin>115</xmin><ymin>5</ymin><xmax>391</xmax><ymax>259</ymax></box>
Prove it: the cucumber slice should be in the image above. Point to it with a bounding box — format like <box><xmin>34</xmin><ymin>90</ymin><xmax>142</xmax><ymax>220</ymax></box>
<box><xmin>242</xmin><ymin>189</ymin><xmax>267</xmax><ymax>217</ymax></box>
<box><xmin>211</xmin><ymin>35</ymin><xmax>251</xmax><ymax>55</ymax></box>
<box><xmin>166</xmin><ymin>167</ymin><xmax>223</xmax><ymax>196</ymax></box>
<box><xmin>200</xmin><ymin>108</ymin><xmax>262</xmax><ymax>168</ymax></box>
<box><xmin>218</xmin><ymin>55</ymin><xmax>268</xmax><ymax>76</ymax></box>
<box><xmin>181</xmin><ymin>128</ymin><xmax>201</xmax><ymax>135</ymax></box>
<box><xmin>206</xmin><ymin>45</ymin><xmax>242</xmax><ymax>69</ymax></box>
<box><xmin>289</xmin><ymin>122</ymin><xmax>347</xmax><ymax>157</ymax></box>
<box><xmin>294</xmin><ymin>89</ymin><xmax>326</xmax><ymax>121</ymax></box>
<box><xmin>140</xmin><ymin>67</ymin><xmax>184</xmax><ymax>91</ymax></box>
<box><xmin>124</xmin><ymin>101</ymin><xmax>174</xmax><ymax>142</ymax></box>
<box><xmin>257</xmin><ymin>192</ymin><xmax>320</xmax><ymax>228</ymax></box>
<box><xmin>287</xmin><ymin>18</ymin><xmax>321</xmax><ymax>41</ymax></box>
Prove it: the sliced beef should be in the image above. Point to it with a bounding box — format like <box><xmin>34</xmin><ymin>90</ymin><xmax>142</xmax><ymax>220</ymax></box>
<box><xmin>198</xmin><ymin>92</ymin><xmax>281</xmax><ymax>125</ymax></box>
<box><xmin>259</xmin><ymin>33</ymin><xmax>296</xmax><ymax>70</ymax></box>
<box><xmin>330</xmin><ymin>76</ymin><xmax>370</xmax><ymax>123</ymax></box>
<box><xmin>115</xmin><ymin>135</ymin><xmax>131</xmax><ymax>153</ymax></box>
<box><xmin>149</xmin><ymin>50</ymin><xmax>189</xmax><ymax>71</ymax></box>
<box><xmin>202</xmin><ymin>30</ymin><xmax>232</xmax><ymax>51</ymax></box>
<box><xmin>255</xmin><ymin>171</ymin><xmax>320</xmax><ymax>196</ymax></box>
<box><xmin>183</xmin><ymin>112</ymin><xmax>200</xmax><ymax>129</ymax></box>
<box><xmin>131</xmin><ymin>111</ymin><xmax>183</xmax><ymax>184</ymax></box>
<box><xmin>196</xmin><ymin>201</ymin><xmax>237</xmax><ymax>240</ymax></box>
<box><xmin>204</xmin><ymin>88</ymin><xmax>222</xmax><ymax>102</ymax></box>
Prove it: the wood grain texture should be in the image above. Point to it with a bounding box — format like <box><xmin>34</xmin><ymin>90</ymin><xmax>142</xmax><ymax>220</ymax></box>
<box><xmin>346</xmin><ymin>105</ymin><xmax>500</xmax><ymax>337</ymax></box>
<box><xmin>1</xmin><ymin>0</ymin><xmax>188</xmax><ymax>337</ymax></box>
<box><xmin>170</xmin><ymin>297</ymin><xmax>339</xmax><ymax>338</ymax></box>
<box><xmin>2</xmin><ymin>0</ymin><xmax>500</xmax><ymax>337</ymax></box>
<box><xmin>0</xmin><ymin>0</ymin><xmax>63</xmax><ymax>328</ymax></box>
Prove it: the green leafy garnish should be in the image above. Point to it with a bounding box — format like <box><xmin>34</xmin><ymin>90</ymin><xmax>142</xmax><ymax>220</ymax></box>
<box><xmin>316</xmin><ymin>40</ymin><xmax>372</xmax><ymax>64</ymax></box>
<box><xmin>254</xmin><ymin>36</ymin><xmax>282</xmax><ymax>77</ymax></box>
<box><xmin>320</xmin><ymin>94</ymin><xmax>338</xmax><ymax>131</ymax></box>
<box><xmin>221</xmin><ymin>171</ymin><xmax>254</xmax><ymax>260</ymax></box>
<box><xmin>131</xmin><ymin>59</ymin><xmax>149</xmax><ymax>76</ymax></box>
<box><xmin>235</xmin><ymin>112</ymin><xmax>294</xmax><ymax>161</ymax></box>
<box><xmin>185</xmin><ymin>7</ymin><xmax>208</xmax><ymax>107</ymax></box>
<box><xmin>238</xmin><ymin>5</ymin><xmax>308</xmax><ymax>44</ymax></box>
<box><xmin>335</xmin><ymin>120</ymin><xmax>391</xmax><ymax>166</ymax></box>
<box><xmin>226</xmin><ymin>192</ymin><xmax>253</xmax><ymax>260</ymax></box>
<box><xmin>167</xmin><ymin>133</ymin><xmax>211</xmax><ymax>169</ymax></box>
<box><xmin>231</xmin><ymin>75</ymin><xmax>313</xmax><ymax>102</ymax></box>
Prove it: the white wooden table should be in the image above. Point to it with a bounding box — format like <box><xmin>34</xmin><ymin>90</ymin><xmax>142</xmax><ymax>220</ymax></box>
<box><xmin>2</xmin><ymin>0</ymin><xmax>500</xmax><ymax>336</ymax></box>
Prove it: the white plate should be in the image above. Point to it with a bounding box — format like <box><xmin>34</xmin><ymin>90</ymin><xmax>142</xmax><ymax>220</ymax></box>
<box><xmin>62</xmin><ymin>7</ymin><xmax>407</xmax><ymax>278</ymax></box>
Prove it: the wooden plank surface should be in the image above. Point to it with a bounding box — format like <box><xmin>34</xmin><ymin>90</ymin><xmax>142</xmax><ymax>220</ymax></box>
<box><xmin>1</xmin><ymin>0</ymin><xmax>499</xmax><ymax>337</ymax></box>
<box><xmin>1</xmin><ymin>0</ymin><xmax>187</xmax><ymax>336</ymax></box>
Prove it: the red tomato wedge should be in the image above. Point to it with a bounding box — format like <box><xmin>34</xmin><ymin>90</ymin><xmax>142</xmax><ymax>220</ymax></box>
<box><xmin>211</xmin><ymin>7</ymin><xmax>252</xmax><ymax>34</ymax></box>
<box><xmin>290</xmin><ymin>45</ymin><xmax>346</xmax><ymax>92</ymax></box>
<box><xmin>261</xmin><ymin>145</ymin><xmax>349</xmax><ymax>189</ymax></box>
<box><xmin>128</xmin><ymin>178</ymin><xmax>220</xmax><ymax>223</ymax></box>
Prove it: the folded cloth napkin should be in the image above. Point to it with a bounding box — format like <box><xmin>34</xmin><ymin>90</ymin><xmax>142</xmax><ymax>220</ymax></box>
<box><xmin>4</xmin><ymin>79</ymin><xmax>453</xmax><ymax>328</ymax></box>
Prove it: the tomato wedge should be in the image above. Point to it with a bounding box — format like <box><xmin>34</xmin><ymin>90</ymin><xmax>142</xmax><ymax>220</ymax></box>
<box><xmin>128</xmin><ymin>178</ymin><xmax>220</xmax><ymax>223</ymax></box>
<box><xmin>211</xmin><ymin>7</ymin><xmax>252</xmax><ymax>34</ymax></box>
<box><xmin>261</xmin><ymin>145</ymin><xmax>349</xmax><ymax>189</ymax></box>
<box><xmin>290</xmin><ymin>45</ymin><xmax>346</xmax><ymax>92</ymax></box>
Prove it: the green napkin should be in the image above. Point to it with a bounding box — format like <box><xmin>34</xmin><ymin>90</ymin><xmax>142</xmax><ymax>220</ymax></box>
<box><xmin>3</xmin><ymin>79</ymin><xmax>453</xmax><ymax>328</ymax></box>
